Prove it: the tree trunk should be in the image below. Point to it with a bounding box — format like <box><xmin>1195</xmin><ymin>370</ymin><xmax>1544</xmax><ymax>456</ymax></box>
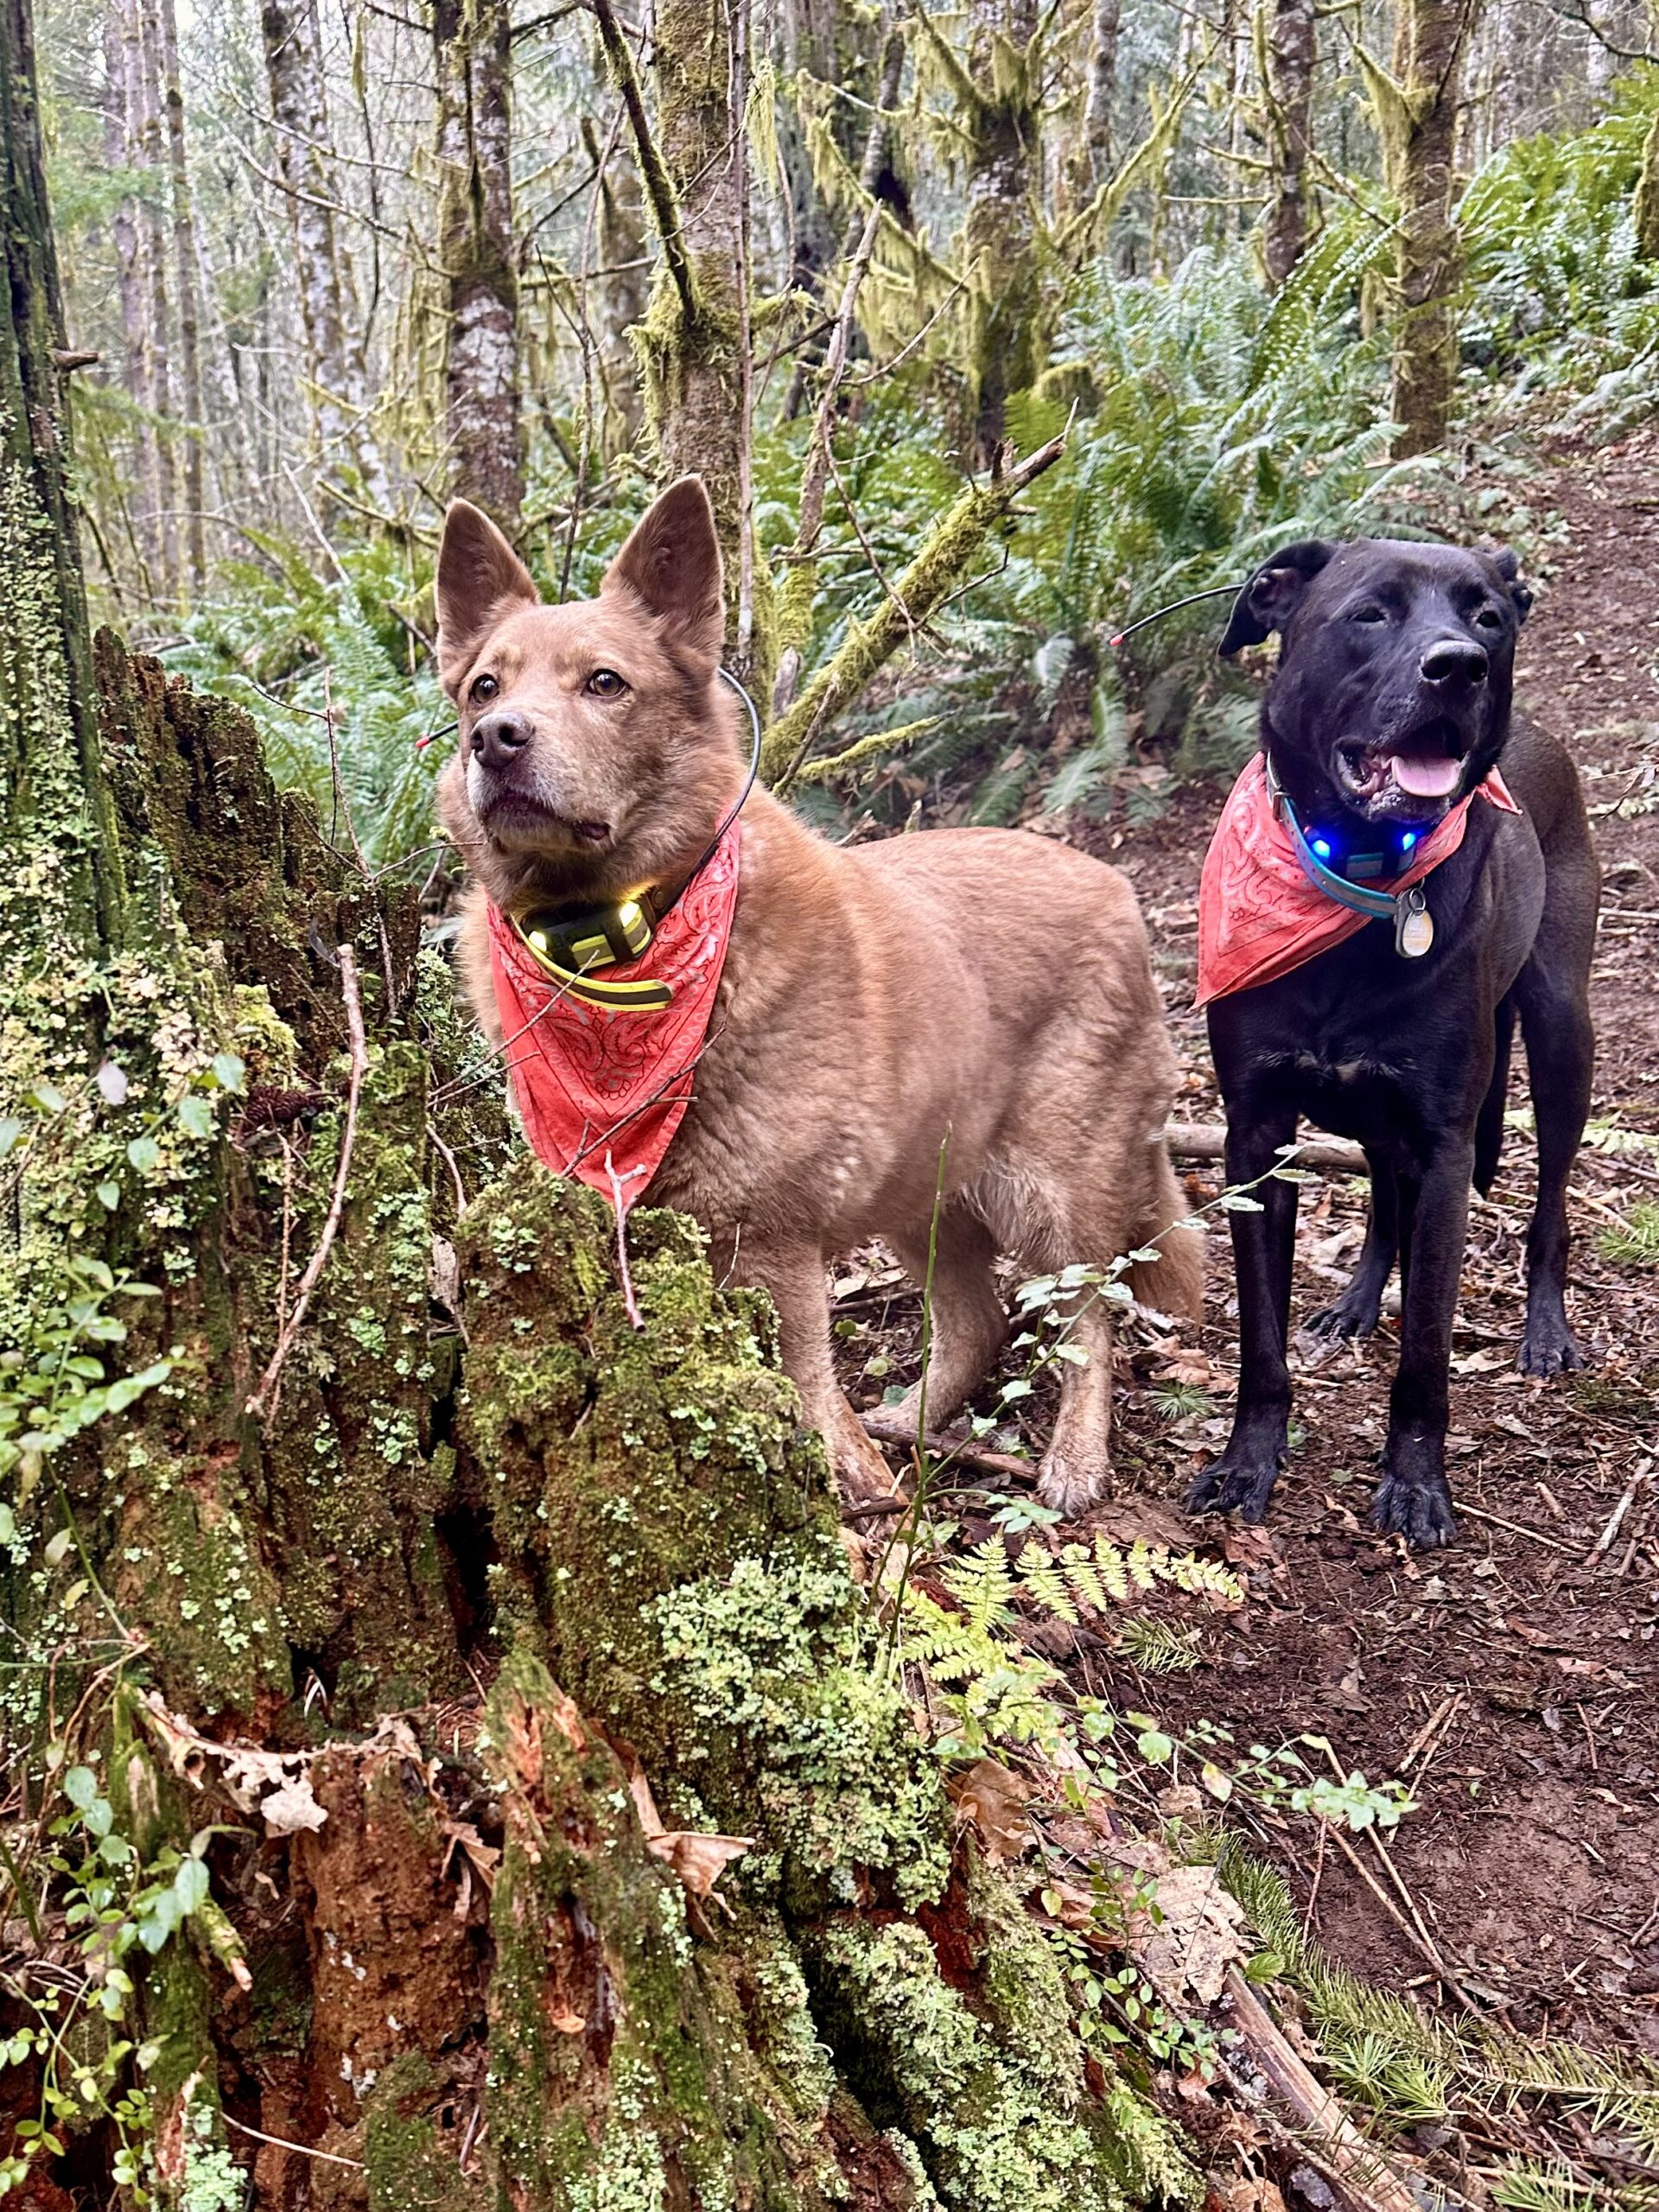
<box><xmin>1261</xmin><ymin>0</ymin><xmax>1316</xmax><ymax>286</ymax></box>
<box><xmin>961</xmin><ymin>0</ymin><xmax>1043</xmax><ymax>467</ymax></box>
<box><xmin>102</xmin><ymin>0</ymin><xmax>158</xmax><ymax>597</ymax></box>
<box><xmin>1375</xmin><ymin>0</ymin><xmax>1473</xmax><ymax>456</ymax></box>
<box><xmin>1066</xmin><ymin>0</ymin><xmax>1121</xmax><ymax>206</ymax></box>
<box><xmin>603</xmin><ymin>0</ymin><xmax>772</xmax><ymax>690</ymax></box>
<box><xmin>259</xmin><ymin>0</ymin><xmax>393</xmax><ymax>506</ymax></box>
<box><xmin>435</xmin><ymin>0</ymin><xmax>524</xmax><ymax>529</ymax></box>
<box><xmin>156</xmin><ymin>0</ymin><xmax>207</xmax><ymax>588</ymax></box>
<box><xmin>135</xmin><ymin>0</ymin><xmax>178</xmax><ymax>590</ymax></box>
<box><xmin>0</xmin><ymin>0</ymin><xmax>1192</xmax><ymax>2202</ymax></box>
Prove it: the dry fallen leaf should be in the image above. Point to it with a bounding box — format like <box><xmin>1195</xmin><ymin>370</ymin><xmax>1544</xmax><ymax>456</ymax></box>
<box><xmin>627</xmin><ymin>1760</ymin><xmax>752</xmax><ymax>1902</ymax></box>
<box><xmin>950</xmin><ymin>1758</ymin><xmax>1033</xmax><ymax>1864</ymax></box>
<box><xmin>1132</xmin><ymin>1862</ymin><xmax>1247</xmax><ymax>2006</ymax></box>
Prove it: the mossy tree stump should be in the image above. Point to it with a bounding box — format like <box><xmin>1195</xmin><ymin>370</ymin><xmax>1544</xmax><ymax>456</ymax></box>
<box><xmin>0</xmin><ymin>0</ymin><xmax>1196</xmax><ymax>2201</ymax></box>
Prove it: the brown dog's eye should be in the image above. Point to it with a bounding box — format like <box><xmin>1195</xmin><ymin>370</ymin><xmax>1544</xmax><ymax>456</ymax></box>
<box><xmin>586</xmin><ymin>669</ymin><xmax>627</xmax><ymax>698</ymax></box>
<box><xmin>471</xmin><ymin>673</ymin><xmax>499</xmax><ymax>703</ymax></box>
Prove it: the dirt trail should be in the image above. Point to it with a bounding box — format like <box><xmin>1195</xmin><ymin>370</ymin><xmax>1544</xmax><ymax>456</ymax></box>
<box><xmin>1113</xmin><ymin>427</ymin><xmax>1659</xmax><ymax>2051</ymax></box>
<box><xmin>844</xmin><ymin>427</ymin><xmax>1659</xmax><ymax>2052</ymax></box>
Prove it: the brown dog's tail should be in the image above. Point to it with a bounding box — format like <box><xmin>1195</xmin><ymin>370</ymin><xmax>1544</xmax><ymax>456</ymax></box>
<box><xmin>1128</xmin><ymin>1148</ymin><xmax>1205</xmax><ymax>1322</ymax></box>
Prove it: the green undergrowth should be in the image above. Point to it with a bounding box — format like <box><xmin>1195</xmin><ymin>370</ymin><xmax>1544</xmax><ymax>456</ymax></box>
<box><xmin>1222</xmin><ymin>1844</ymin><xmax>1659</xmax><ymax>2189</ymax></box>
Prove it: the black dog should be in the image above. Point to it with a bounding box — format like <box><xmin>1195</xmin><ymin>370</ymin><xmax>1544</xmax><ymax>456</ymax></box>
<box><xmin>1188</xmin><ymin>538</ymin><xmax>1599</xmax><ymax>1547</ymax></box>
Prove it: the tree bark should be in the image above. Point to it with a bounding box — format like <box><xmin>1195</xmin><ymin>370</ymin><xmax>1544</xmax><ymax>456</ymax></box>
<box><xmin>1261</xmin><ymin>0</ymin><xmax>1316</xmax><ymax>285</ymax></box>
<box><xmin>259</xmin><ymin>0</ymin><xmax>393</xmax><ymax>506</ymax></box>
<box><xmin>0</xmin><ymin>2</ymin><xmax>1192</xmax><ymax>2202</ymax></box>
<box><xmin>960</xmin><ymin>0</ymin><xmax>1043</xmax><ymax>467</ymax></box>
<box><xmin>1066</xmin><ymin>0</ymin><xmax>1122</xmax><ymax>205</ymax></box>
<box><xmin>135</xmin><ymin>0</ymin><xmax>178</xmax><ymax>588</ymax></box>
<box><xmin>1372</xmin><ymin>0</ymin><xmax>1474</xmax><ymax>456</ymax></box>
<box><xmin>435</xmin><ymin>0</ymin><xmax>524</xmax><ymax>529</ymax></box>
<box><xmin>156</xmin><ymin>0</ymin><xmax>207</xmax><ymax>588</ymax></box>
<box><xmin>599</xmin><ymin>0</ymin><xmax>772</xmax><ymax>690</ymax></box>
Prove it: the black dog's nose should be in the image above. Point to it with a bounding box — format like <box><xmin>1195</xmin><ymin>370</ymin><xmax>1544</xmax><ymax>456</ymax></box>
<box><xmin>471</xmin><ymin>710</ymin><xmax>532</xmax><ymax>766</ymax></box>
<box><xmin>1419</xmin><ymin>639</ymin><xmax>1488</xmax><ymax>688</ymax></box>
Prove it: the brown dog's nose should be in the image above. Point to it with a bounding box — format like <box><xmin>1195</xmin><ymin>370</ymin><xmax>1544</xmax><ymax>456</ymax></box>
<box><xmin>471</xmin><ymin>709</ymin><xmax>532</xmax><ymax>766</ymax></box>
<box><xmin>1420</xmin><ymin>639</ymin><xmax>1488</xmax><ymax>687</ymax></box>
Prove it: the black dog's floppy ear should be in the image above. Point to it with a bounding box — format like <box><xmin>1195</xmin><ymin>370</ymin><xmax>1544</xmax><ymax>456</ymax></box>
<box><xmin>1218</xmin><ymin>539</ymin><xmax>1338</xmax><ymax>657</ymax></box>
<box><xmin>1491</xmin><ymin>544</ymin><xmax>1533</xmax><ymax>625</ymax></box>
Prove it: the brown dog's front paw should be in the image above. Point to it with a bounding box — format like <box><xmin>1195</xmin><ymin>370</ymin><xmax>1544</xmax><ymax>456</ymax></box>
<box><xmin>1035</xmin><ymin>1450</ymin><xmax>1107</xmax><ymax>1522</ymax></box>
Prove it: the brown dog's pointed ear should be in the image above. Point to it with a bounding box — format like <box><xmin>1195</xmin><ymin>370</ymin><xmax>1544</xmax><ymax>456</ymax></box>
<box><xmin>1491</xmin><ymin>544</ymin><xmax>1533</xmax><ymax>624</ymax></box>
<box><xmin>435</xmin><ymin>500</ymin><xmax>538</xmax><ymax>693</ymax></box>
<box><xmin>602</xmin><ymin>478</ymin><xmax>725</xmax><ymax>662</ymax></box>
<box><xmin>1218</xmin><ymin>539</ymin><xmax>1338</xmax><ymax>658</ymax></box>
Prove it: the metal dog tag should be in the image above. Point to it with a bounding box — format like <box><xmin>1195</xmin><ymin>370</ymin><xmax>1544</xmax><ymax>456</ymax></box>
<box><xmin>1395</xmin><ymin>887</ymin><xmax>1433</xmax><ymax>958</ymax></box>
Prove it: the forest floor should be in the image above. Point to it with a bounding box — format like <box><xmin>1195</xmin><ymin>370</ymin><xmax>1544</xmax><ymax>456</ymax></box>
<box><xmin>845</xmin><ymin>423</ymin><xmax>1659</xmax><ymax>2059</ymax></box>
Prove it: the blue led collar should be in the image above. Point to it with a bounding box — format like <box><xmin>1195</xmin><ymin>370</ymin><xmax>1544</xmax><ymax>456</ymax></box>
<box><xmin>1264</xmin><ymin>755</ymin><xmax>1433</xmax><ymax>950</ymax></box>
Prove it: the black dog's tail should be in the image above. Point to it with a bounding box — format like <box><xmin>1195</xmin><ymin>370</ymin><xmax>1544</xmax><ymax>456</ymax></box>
<box><xmin>1474</xmin><ymin>995</ymin><xmax>1516</xmax><ymax>1197</ymax></box>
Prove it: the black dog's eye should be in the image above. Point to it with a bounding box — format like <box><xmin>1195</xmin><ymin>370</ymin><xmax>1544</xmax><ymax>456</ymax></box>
<box><xmin>587</xmin><ymin>669</ymin><xmax>628</xmax><ymax>698</ymax></box>
<box><xmin>470</xmin><ymin>673</ymin><xmax>499</xmax><ymax>703</ymax></box>
<box><xmin>1351</xmin><ymin>605</ymin><xmax>1388</xmax><ymax>626</ymax></box>
<box><xmin>1473</xmin><ymin>605</ymin><xmax>1505</xmax><ymax>631</ymax></box>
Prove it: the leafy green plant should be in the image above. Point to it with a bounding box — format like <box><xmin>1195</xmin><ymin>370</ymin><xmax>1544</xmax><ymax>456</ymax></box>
<box><xmin>1</xmin><ymin>1764</ymin><xmax>223</xmax><ymax>2202</ymax></box>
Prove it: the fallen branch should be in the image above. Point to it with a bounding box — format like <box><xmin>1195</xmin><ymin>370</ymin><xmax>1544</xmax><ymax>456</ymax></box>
<box><xmin>1222</xmin><ymin>1965</ymin><xmax>1438</xmax><ymax>2212</ymax></box>
<box><xmin>1166</xmin><ymin>1122</ymin><xmax>1367</xmax><ymax>1174</ymax></box>
<box><xmin>861</xmin><ymin>1410</ymin><xmax>1037</xmax><ymax>1487</ymax></box>
<box><xmin>765</xmin><ymin>433</ymin><xmax>1068</xmax><ymax>787</ymax></box>
<box><xmin>247</xmin><ymin>946</ymin><xmax>368</xmax><ymax>1422</ymax></box>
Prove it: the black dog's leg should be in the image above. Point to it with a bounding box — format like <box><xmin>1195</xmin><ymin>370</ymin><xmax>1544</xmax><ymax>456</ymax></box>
<box><xmin>1371</xmin><ymin>1145</ymin><xmax>1471</xmax><ymax>1548</ymax></box>
<box><xmin>1473</xmin><ymin>995</ymin><xmax>1516</xmax><ymax>1197</ymax></box>
<box><xmin>1187</xmin><ymin>1105</ymin><xmax>1300</xmax><ymax>1522</ymax></box>
<box><xmin>1306</xmin><ymin>1149</ymin><xmax>1397</xmax><ymax>1339</ymax></box>
<box><xmin>1515</xmin><ymin>965</ymin><xmax>1593</xmax><ymax>1376</ymax></box>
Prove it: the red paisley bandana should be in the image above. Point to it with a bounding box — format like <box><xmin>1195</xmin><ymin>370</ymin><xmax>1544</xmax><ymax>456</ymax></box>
<box><xmin>1196</xmin><ymin>754</ymin><xmax>1520</xmax><ymax>1007</ymax></box>
<box><xmin>486</xmin><ymin>823</ymin><xmax>741</xmax><ymax>1211</ymax></box>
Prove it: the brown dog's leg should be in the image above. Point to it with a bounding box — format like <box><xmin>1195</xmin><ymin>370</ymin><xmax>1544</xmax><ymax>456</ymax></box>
<box><xmin>888</xmin><ymin>1209</ymin><xmax>1007</xmax><ymax>1433</ymax></box>
<box><xmin>1036</xmin><ymin>1294</ymin><xmax>1116</xmax><ymax>1518</ymax></box>
<box><xmin>739</xmin><ymin>1241</ymin><xmax>899</xmax><ymax>1503</ymax></box>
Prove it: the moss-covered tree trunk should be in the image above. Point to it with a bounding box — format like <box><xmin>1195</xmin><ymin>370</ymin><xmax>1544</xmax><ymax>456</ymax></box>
<box><xmin>1370</xmin><ymin>0</ymin><xmax>1473</xmax><ymax>455</ymax></box>
<box><xmin>599</xmin><ymin>0</ymin><xmax>773</xmax><ymax>690</ymax></box>
<box><xmin>0</xmin><ymin>3</ymin><xmax>1193</xmax><ymax>2203</ymax></box>
<box><xmin>1259</xmin><ymin>0</ymin><xmax>1315</xmax><ymax>286</ymax></box>
<box><xmin>435</xmin><ymin>0</ymin><xmax>524</xmax><ymax>529</ymax></box>
<box><xmin>960</xmin><ymin>0</ymin><xmax>1043</xmax><ymax>467</ymax></box>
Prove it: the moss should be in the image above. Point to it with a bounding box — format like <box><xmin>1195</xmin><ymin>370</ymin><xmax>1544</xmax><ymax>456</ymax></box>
<box><xmin>810</xmin><ymin>1920</ymin><xmax>1159</xmax><ymax>2212</ymax></box>
<box><xmin>458</xmin><ymin>1168</ymin><xmax>950</xmax><ymax>1906</ymax></box>
<box><xmin>363</xmin><ymin>2056</ymin><xmax>484</xmax><ymax>2212</ymax></box>
<box><xmin>477</xmin><ymin>1649</ymin><xmax>835</xmax><ymax>2212</ymax></box>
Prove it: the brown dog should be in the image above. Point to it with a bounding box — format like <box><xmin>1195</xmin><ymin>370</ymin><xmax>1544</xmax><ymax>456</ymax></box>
<box><xmin>434</xmin><ymin>476</ymin><xmax>1200</xmax><ymax>1515</ymax></box>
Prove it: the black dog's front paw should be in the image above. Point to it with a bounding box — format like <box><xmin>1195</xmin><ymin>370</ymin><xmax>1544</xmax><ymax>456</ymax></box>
<box><xmin>1185</xmin><ymin>1443</ymin><xmax>1284</xmax><ymax>1524</ymax></box>
<box><xmin>1305</xmin><ymin>1290</ymin><xmax>1381</xmax><ymax>1342</ymax></box>
<box><xmin>1519</xmin><ymin>1312</ymin><xmax>1584</xmax><ymax>1378</ymax></box>
<box><xmin>1370</xmin><ymin>1440</ymin><xmax>1457</xmax><ymax>1548</ymax></box>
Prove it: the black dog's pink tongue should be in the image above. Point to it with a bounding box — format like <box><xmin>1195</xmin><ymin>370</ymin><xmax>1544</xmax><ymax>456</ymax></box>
<box><xmin>1390</xmin><ymin>753</ymin><xmax>1462</xmax><ymax>799</ymax></box>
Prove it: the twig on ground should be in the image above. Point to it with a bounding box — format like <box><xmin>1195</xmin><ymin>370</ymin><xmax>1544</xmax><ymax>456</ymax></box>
<box><xmin>861</xmin><ymin>1409</ymin><xmax>1038</xmax><ymax>1486</ymax></box>
<box><xmin>247</xmin><ymin>946</ymin><xmax>368</xmax><ymax>1423</ymax></box>
<box><xmin>1166</xmin><ymin>1122</ymin><xmax>1366</xmax><ymax>1173</ymax></box>
<box><xmin>1457</xmin><ymin>1502</ymin><xmax>1580</xmax><ymax>1554</ymax></box>
<box><xmin>1587</xmin><ymin>1465</ymin><xmax>1652</xmax><ymax>1561</ymax></box>
<box><xmin>1221</xmin><ymin>1966</ymin><xmax>1437</xmax><ymax>2212</ymax></box>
